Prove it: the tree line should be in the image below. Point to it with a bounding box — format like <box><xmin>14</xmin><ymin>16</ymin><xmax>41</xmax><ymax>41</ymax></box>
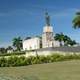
<box><xmin>0</xmin><ymin>34</ymin><xmax>77</xmax><ymax>54</ymax></box>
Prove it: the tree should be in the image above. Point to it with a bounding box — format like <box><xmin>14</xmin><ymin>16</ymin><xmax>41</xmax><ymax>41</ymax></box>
<box><xmin>54</xmin><ymin>33</ymin><xmax>77</xmax><ymax>46</ymax></box>
<box><xmin>6</xmin><ymin>46</ymin><xmax>13</xmax><ymax>50</ymax></box>
<box><xmin>25</xmin><ymin>37</ymin><xmax>31</xmax><ymax>40</ymax></box>
<box><xmin>13</xmin><ymin>37</ymin><xmax>22</xmax><ymax>51</ymax></box>
<box><xmin>0</xmin><ymin>47</ymin><xmax>6</xmax><ymax>53</ymax></box>
<box><xmin>54</xmin><ymin>33</ymin><xmax>64</xmax><ymax>46</ymax></box>
<box><xmin>63</xmin><ymin>35</ymin><xmax>71</xmax><ymax>46</ymax></box>
<box><xmin>72</xmin><ymin>12</ymin><xmax>80</xmax><ymax>29</ymax></box>
<box><xmin>67</xmin><ymin>40</ymin><xmax>77</xmax><ymax>46</ymax></box>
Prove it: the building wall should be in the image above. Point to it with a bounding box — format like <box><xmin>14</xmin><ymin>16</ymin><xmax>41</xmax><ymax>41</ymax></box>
<box><xmin>25</xmin><ymin>50</ymin><xmax>80</xmax><ymax>57</ymax></box>
<box><xmin>53</xmin><ymin>40</ymin><xmax>60</xmax><ymax>47</ymax></box>
<box><xmin>25</xmin><ymin>46</ymin><xmax>80</xmax><ymax>57</ymax></box>
<box><xmin>23</xmin><ymin>37</ymin><xmax>40</xmax><ymax>50</ymax></box>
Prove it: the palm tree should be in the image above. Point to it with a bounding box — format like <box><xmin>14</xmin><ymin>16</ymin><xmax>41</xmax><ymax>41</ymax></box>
<box><xmin>72</xmin><ymin>12</ymin><xmax>80</xmax><ymax>29</ymax></box>
<box><xmin>13</xmin><ymin>37</ymin><xmax>22</xmax><ymax>51</ymax></box>
<box><xmin>54</xmin><ymin>33</ymin><xmax>64</xmax><ymax>46</ymax></box>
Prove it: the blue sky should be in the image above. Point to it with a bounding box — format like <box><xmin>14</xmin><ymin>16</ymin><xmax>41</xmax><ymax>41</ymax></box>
<box><xmin>0</xmin><ymin>0</ymin><xmax>80</xmax><ymax>47</ymax></box>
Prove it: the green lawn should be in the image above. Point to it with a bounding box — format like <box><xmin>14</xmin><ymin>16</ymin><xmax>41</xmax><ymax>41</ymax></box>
<box><xmin>0</xmin><ymin>60</ymin><xmax>80</xmax><ymax>80</ymax></box>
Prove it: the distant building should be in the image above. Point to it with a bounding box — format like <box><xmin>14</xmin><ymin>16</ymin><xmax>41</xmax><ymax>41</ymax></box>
<box><xmin>7</xmin><ymin>50</ymin><xmax>13</xmax><ymax>53</ymax></box>
<box><xmin>23</xmin><ymin>37</ymin><xmax>41</xmax><ymax>50</ymax></box>
<box><xmin>23</xmin><ymin>12</ymin><xmax>60</xmax><ymax>51</ymax></box>
<box><xmin>7</xmin><ymin>46</ymin><xmax>13</xmax><ymax>53</ymax></box>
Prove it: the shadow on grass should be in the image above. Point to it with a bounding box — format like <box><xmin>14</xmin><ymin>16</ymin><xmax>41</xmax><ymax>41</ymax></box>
<box><xmin>22</xmin><ymin>76</ymin><xmax>40</xmax><ymax>80</ymax></box>
<box><xmin>0</xmin><ymin>75</ymin><xmax>40</xmax><ymax>80</ymax></box>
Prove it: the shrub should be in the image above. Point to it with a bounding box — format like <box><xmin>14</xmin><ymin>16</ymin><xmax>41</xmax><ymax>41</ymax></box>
<box><xmin>0</xmin><ymin>57</ymin><xmax>7</xmax><ymax>67</ymax></box>
<box><xmin>0</xmin><ymin>51</ymin><xmax>25</xmax><ymax>56</ymax></box>
<box><xmin>0</xmin><ymin>53</ymin><xmax>80</xmax><ymax>67</ymax></box>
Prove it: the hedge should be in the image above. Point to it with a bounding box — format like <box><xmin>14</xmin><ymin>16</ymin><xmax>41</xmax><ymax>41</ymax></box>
<box><xmin>0</xmin><ymin>53</ymin><xmax>80</xmax><ymax>67</ymax></box>
<box><xmin>0</xmin><ymin>51</ymin><xmax>25</xmax><ymax>56</ymax></box>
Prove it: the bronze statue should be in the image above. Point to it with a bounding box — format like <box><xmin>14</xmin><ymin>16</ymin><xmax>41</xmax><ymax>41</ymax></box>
<box><xmin>45</xmin><ymin>12</ymin><xmax>50</xmax><ymax>26</ymax></box>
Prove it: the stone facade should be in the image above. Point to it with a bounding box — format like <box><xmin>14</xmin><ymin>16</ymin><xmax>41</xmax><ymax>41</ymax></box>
<box><xmin>42</xmin><ymin>26</ymin><xmax>54</xmax><ymax>48</ymax></box>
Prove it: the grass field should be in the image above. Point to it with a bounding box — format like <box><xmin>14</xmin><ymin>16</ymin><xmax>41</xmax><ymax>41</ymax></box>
<box><xmin>0</xmin><ymin>60</ymin><xmax>80</xmax><ymax>80</ymax></box>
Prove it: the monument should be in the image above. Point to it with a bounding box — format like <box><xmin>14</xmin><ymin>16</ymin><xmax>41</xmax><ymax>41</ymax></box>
<box><xmin>42</xmin><ymin>12</ymin><xmax>54</xmax><ymax>48</ymax></box>
<box><xmin>23</xmin><ymin>12</ymin><xmax>60</xmax><ymax>51</ymax></box>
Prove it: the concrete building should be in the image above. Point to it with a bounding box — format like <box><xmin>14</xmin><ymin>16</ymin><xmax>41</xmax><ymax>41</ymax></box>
<box><xmin>23</xmin><ymin>37</ymin><xmax>41</xmax><ymax>50</ymax></box>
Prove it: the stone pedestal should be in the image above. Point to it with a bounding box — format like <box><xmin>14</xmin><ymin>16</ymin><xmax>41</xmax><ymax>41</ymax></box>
<box><xmin>42</xmin><ymin>26</ymin><xmax>54</xmax><ymax>48</ymax></box>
